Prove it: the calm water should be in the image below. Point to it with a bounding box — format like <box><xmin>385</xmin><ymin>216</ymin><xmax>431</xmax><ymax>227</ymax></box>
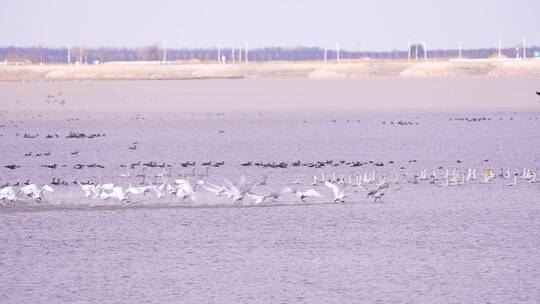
<box><xmin>1</xmin><ymin>79</ymin><xmax>539</xmax><ymax>303</ymax></box>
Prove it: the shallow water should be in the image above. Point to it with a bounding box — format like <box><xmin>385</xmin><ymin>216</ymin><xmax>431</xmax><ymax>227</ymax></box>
<box><xmin>1</xmin><ymin>194</ymin><xmax>539</xmax><ymax>303</ymax></box>
<box><xmin>0</xmin><ymin>79</ymin><xmax>539</xmax><ymax>303</ymax></box>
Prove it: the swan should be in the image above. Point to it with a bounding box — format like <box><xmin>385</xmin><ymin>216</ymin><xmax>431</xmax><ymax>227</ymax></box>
<box><xmin>0</xmin><ymin>187</ymin><xmax>16</xmax><ymax>203</ymax></box>
<box><xmin>223</xmin><ymin>180</ymin><xmax>247</xmax><ymax>202</ymax></box>
<box><xmin>78</xmin><ymin>182</ymin><xmax>100</xmax><ymax>198</ymax></box>
<box><xmin>282</xmin><ymin>187</ymin><xmax>322</xmax><ymax>202</ymax></box>
<box><xmin>222</xmin><ymin>175</ymin><xmax>253</xmax><ymax>202</ymax></box>
<box><xmin>466</xmin><ymin>168</ymin><xmax>473</xmax><ymax>181</ymax></box>
<box><xmin>18</xmin><ymin>184</ymin><xmax>54</xmax><ymax>201</ymax></box>
<box><xmin>146</xmin><ymin>184</ymin><xmax>165</xmax><ymax>198</ymax></box>
<box><xmin>175</xmin><ymin>179</ymin><xmax>196</xmax><ymax>202</ymax></box>
<box><xmin>101</xmin><ymin>183</ymin><xmax>115</xmax><ymax>191</ymax></box>
<box><xmin>125</xmin><ymin>183</ymin><xmax>149</xmax><ymax>196</ymax></box>
<box><xmin>201</xmin><ymin>182</ymin><xmax>230</xmax><ymax>197</ymax></box>
<box><xmin>310</xmin><ymin>175</ymin><xmax>318</xmax><ymax>186</ymax></box>
<box><xmin>482</xmin><ymin>168</ymin><xmax>495</xmax><ymax>183</ymax></box>
<box><xmin>246</xmin><ymin>192</ymin><xmax>278</xmax><ymax>205</ymax></box>
<box><xmin>324</xmin><ymin>181</ymin><xmax>355</xmax><ymax>203</ymax></box>
<box><xmin>100</xmin><ymin>186</ymin><xmax>126</xmax><ymax>201</ymax></box>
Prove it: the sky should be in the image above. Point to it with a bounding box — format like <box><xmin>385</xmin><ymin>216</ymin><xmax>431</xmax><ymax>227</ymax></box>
<box><xmin>0</xmin><ymin>0</ymin><xmax>538</xmax><ymax>51</ymax></box>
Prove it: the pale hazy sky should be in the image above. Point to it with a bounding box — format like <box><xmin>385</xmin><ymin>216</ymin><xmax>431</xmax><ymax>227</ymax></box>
<box><xmin>1</xmin><ymin>0</ymin><xmax>538</xmax><ymax>50</ymax></box>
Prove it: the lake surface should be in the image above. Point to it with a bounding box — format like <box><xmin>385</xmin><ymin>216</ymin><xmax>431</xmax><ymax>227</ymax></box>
<box><xmin>0</xmin><ymin>78</ymin><xmax>539</xmax><ymax>303</ymax></box>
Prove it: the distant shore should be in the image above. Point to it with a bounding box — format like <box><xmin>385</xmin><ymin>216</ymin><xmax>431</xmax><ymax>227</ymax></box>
<box><xmin>1</xmin><ymin>59</ymin><xmax>540</xmax><ymax>81</ymax></box>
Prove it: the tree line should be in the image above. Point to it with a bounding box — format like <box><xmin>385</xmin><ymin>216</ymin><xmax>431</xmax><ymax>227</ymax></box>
<box><xmin>0</xmin><ymin>45</ymin><xmax>538</xmax><ymax>64</ymax></box>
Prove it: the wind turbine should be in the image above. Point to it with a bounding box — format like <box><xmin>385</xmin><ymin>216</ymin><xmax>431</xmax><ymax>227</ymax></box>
<box><xmin>238</xmin><ymin>44</ymin><xmax>242</xmax><ymax>62</ymax></box>
<box><xmin>407</xmin><ymin>39</ymin><xmax>411</xmax><ymax>62</ymax></box>
<box><xmin>523</xmin><ymin>38</ymin><xmax>527</xmax><ymax>60</ymax></box>
<box><xmin>422</xmin><ymin>41</ymin><xmax>427</xmax><ymax>60</ymax></box>
<box><xmin>498</xmin><ymin>36</ymin><xmax>502</xmax><ymax>58</ymax></box>
<box><xmin>245</xmin><ymin>42</ymin><xmax>249</xmax><ymax>63</ymax></box>
<box><xmin>162</xmin><ymin>41</ymin><xmax>167</xmax><ymax>64</ymax></box>
<box><xmin>336</xmin><ymin>43</ymin><xmax>340</xmax><ymax>63</ymax></box>
<box><xmin>324</xmin><ymin>42</ymin><xmax>328</xmax><ymax>63</ymax></box>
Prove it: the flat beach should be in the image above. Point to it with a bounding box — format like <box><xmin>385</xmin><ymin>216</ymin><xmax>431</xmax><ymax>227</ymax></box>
<box><xmin>1</xmin><ymin>59</ymin><xmax>540</xmax><ymax>81</ymax></box>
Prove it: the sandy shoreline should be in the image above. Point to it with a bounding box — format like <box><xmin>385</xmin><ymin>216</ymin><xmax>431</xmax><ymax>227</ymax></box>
<box><xmin>1</xmin><ymin>59</ymin><xmax>540</xmax><ymax>81</ymax></box>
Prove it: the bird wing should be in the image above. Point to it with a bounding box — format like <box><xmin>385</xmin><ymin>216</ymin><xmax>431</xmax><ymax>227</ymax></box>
<box><xmin>246</xmin><ymin>193</ymin><xmax>263</xmax><ymax>204</ymax></box>
<box><xmin>178</xmin><ymin>181</ymin><xmax>194</xmax><ymax>194</ymax></box>
<box><xmin>224</xmin><ymin>179</ymin><xmax>240</xmax><ymax>196</ymax></box>
<box><xmin>280</xmin><ymin>186</ymin><xmax>294</xmax><ymax>194</ymax></box>
<box><xmin>303</xmin><ymin>189</ymin><xmax>323</xmax><ymax>198</ymax></box>
<box><xmin>201</xmin><ymin>185</ymin><xmax>220</xmax><ymax>194</ymax></box>
<box><xmin>324</xmin><ymin>181</ymin><xmax>340</xmax><ymax>198</ymax></box>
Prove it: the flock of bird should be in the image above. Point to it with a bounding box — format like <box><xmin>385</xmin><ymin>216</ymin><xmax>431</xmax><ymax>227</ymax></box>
<box><xmin>1</xmin><ymin>165</ymin><xmax>537</xmax><ymax>207</ymax></box>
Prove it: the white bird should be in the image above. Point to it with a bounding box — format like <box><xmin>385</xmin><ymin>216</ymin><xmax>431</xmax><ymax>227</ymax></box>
<box><xmin>146</xmin><ymin>184</ymin><xmax>165</xmax><ymax>198</ymax></box>
<box><xmin>324</xmin><ymin>181</ymin><xmax>355</xmax><ymax>203</ymax></box>
<box><xmin>100</xmin><ymin>186</ymin><xmax>126</xmax><ymax>201</ymax></box>
<box><xmin>223</xmin><ymin>175</ymin><xmax>252</xmax><ymax>202</ymax></box>
<box><xmin>101</xmin><ymin>183</ymin><xmax>115</xmax><ymax>191</ymax></box>
<box><xmin>282</xmin><ymin>187</ymin><xmax>322</xmax><ymax>202</ymax></box>
<box><xmin>0</xmin><ymin>187</ymin><xmax>16</xmax><ymax>203</ymax></box>
<box><xmin>78</xmin><ymin>182</ymin><xmax>100</xmax><ymax>198</ymax></box>
<box><xmin>201</xmin><ymin>182</ymin><xmax>229</xmax><ymax>197</ymax></box>
<box><xmin>18</xmin><ymin>184</ymin><xmax>54</xmax><ymax>201</ymax></box>
<box><xmin>246</xmin><ymin>191</ymin><xmax>278</xmax><ymax>205</ymax></box>
<box><xmin>125</xmin><ymin>183</ymin><xmax>149</xmax><ymax>196</ymax></box>
<box><xmin>310</xmin><ymin>175</ymin><xmax>318</xmax><ymax>186</ymax></box>
<box><xmin>175</xmin><ymin>179</ymin><xmax>197</xmax><ymax>202</ymax></box>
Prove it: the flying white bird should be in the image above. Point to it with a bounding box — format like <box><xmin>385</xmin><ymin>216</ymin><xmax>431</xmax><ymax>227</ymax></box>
<box><xmin>246</xmin><ymin>192</ymin><xmax>277</xmax><ymax>205</ymax></box>
<box><xmin>101</xmin><ymin>186</ymin><xmax>127</xmax><ymax>201</ymax></box>
<box><xmin>78</xmin><ymin>182</ymin><xmax>101</xmax><ymax>198</ymax></box>
<box><xmin>324</xmin><ymin>181</ymin><xmax>355</xmax><ymax>203</ymax></box>
<box><xmin>201</xmin><ymin>182</ymin><xmax>230</xmax><ymax>197</ymax></box>
<box><xmin>18</xmin><ymin>184</ymin><xmax>54</xmax><ymax>201</ymax></box>
<box><xmin>125</xmin><ymin>183</ymin><xmax>150</xmax><ymax>196</ymax></box>
<box><xmin>223</xmin><ymin>175</ymin><xmax>253</xmax><ymax>202</ymax></box>
<box><xmin>0</xmin><ymin>187</ymin><xmax>16</xmax><ymax>203</ymax></box>
<box><xmin>175</xmin><ymin>179</ymin><xmax>197</xmax><ymax>202</ymax></box>
<box><xmin>282</xmin><ymin>187</ymin><xmax>322</xmax><ymax>202</ymax></box>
